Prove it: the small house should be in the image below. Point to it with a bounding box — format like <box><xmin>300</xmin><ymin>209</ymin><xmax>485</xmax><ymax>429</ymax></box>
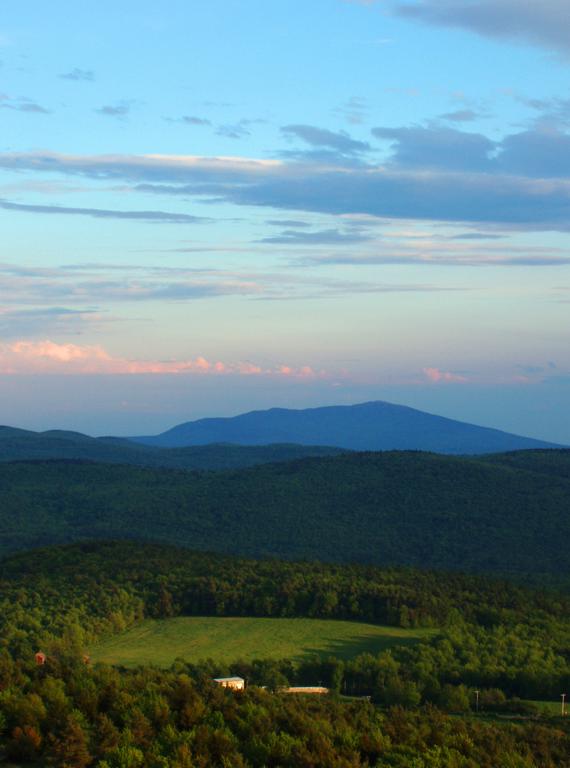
<box><xmin>213</xmin><ymin>676</ymin><xmax>245</xmax><ymax>691</ymax></box>
<box><xmin>35</xmin><ymin>651</ymin><xmax>47</xmax><ymax>666</ymax></box>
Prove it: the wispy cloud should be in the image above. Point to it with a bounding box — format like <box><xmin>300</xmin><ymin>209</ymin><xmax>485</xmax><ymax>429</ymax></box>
<box><xmin>333</xmin><ymin>96</ymin><xmax>369</xmax><ymax>125</ymax></box>
<box><xmin>59</xmin><ymin>68</ymin><xmax>94</xmax><ymax>82</ymax></box>
<box><xmin>0</xmin><ymin>198</ymin><xmax>208</xmax><ymax>224</ymax></box>
<box><xmin>96</xmin><ymin>101</ymin><xmax>131</xmax><ymax>118</ymax></box>
<box><xmin>516</xmin><ymin>362</ymin><xmax>558</xmax><ymax>375</ymax></box>
<box><xmin>215</xmin><ymin>118</ymin><xmax>264</xmax><ymax>139</ymax></box>
<box><xmin>0</xmin><ymin>261</ymin><xmax>457</xmax><ymax>307</ymax></box>
<box><xmin>0</xmin><ymin>96</ymin><xmax>49</xmax><ymax>114</ymax></box>
<box><xmin>265</xmin><ymin>219</ymin><xmax>313</xmax><ymax>228</ymax></box>
<box><xmin>257</xmin><ymin>227</ymin><xmax>372</xmax><ymax>245</ymax></box>
<box><xmin>281</xmin><ymin>124</ymin><xmax>372</xmax><ymax>160</ymax></box>
<box><xmin>521</xmin><ymin>97</ymin><xmax>570</xmax><ymax>130</ymax></box>
<box><xmin>450</xmin><ymin>233</ymin><xmax>505</xmax><ymax>240</ymax></box>
<box><xmin>423</xmin><ymin>366</ymin><xmax>468</xmax><ymax>383</ymax></box>
<box><xmin>0</xmin><ymin>307</ymin><xmax>105</xmax><ymax>338</ymax></box>
<box><xmin>300</xmin><ymin>246</ymin><xmax>570</xmax><ymax>268</ymax></box>
<box><xmin>177</xmin><ymin>115</ymin><xmax>212</xmax><ymax>126</ymax></box>
<box><xmin>3</xmin><ymin>147</ymin><xmax>570</xmax><ymax>233</ymax></box>
<box><xmin>167</xmin><ymin>115</ymin><xmax>263</xmax><ymax>138</ymax></box>
<box><xmin>0</xmin><ymin>275</ymin><xmax>264</xmax><ymax>306</ymax></box>
<box><xmin>438</xmin><ymin>109</ymin><xmax>482</xmax><ymax>123</ymax></box>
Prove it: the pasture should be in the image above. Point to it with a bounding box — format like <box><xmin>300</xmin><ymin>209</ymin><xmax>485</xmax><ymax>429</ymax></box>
<box><xmin>91</xmin><ymin>616</ymin><xmax>435</xmax><ymax>668</ymax></box>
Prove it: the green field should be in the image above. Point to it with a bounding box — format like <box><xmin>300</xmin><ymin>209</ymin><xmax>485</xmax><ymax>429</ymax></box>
<box><xmin>529</xmin><ymin>700</ymin><xmax>567</xmax><ymax>716</ymax></box>
<box><xmin>91</xmin><ymin>617</ymin><xmax>435</xmax><ymax>668</ymax></box>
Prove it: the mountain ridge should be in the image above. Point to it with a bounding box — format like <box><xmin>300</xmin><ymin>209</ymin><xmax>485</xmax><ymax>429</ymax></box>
<box><xmin>130</xmin><ymin>400</ymin><xmax>562</xmax><ymax>454</ymax></box>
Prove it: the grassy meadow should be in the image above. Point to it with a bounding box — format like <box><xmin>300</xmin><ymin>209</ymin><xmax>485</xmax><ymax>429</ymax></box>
<box><xmin>530</xmin><ymin>700</ymin><xmax>567</xmax><ymax>716</ymax></box>
<box><xmin>91</xmin><ymin>616</ymin><xmax>435</xmax><ymax>668</ymax></box>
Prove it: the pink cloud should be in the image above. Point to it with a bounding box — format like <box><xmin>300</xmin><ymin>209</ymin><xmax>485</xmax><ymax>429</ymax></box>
<box><xmin>4</xmin><ymin>340</ymin><xmax>113</xmax><ymax>373</ymax></box>
<box><xmin>0</xmin><ymin>339</ymin><xmax>322</xmax><ymax>379</ymax></box>
<box><xmin>279</xmin><ymin>364</ymin><xmax>318</xmax><ymax>378</ymax></box>
<box><xmin>235</xmin><ymin>362</ymin><xmax>264</xmax><ymax>375</ymax></box>
<box><xmin>423</xmin><ymin>366</ymin><xmax>468</xmax><ymax>384</ymax></box>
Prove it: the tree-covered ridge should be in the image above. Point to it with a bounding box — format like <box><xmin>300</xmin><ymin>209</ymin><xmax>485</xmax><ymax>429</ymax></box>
<box><xmin>487</xmin><ymin>448</ymin><xmax>570</xmax><ymax>480</ymax></box>
<box><xmin>0</xmin><ymin>425</ymin><xmax>345</xmax><ymax>469</ymax></box>
<box><xmin>1</xmin><ymin>541</ymin><xmax>570</xmax><ymax>766</ymax></box>
<box><xmin>1</xmin><ymin>450</ymin><xmax>570</xmax><ymax>573</ymax></box>
<box><xmin>4</xmin><ymin>540</ymin><xmax>569</xmax><ymax>651</ymax></box>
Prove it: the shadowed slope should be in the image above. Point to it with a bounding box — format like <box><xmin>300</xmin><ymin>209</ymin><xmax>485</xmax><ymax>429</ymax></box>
<box><xmin>1</xmin><ymin>450</ymin><xmax>569</xmax><ymax>574</ymax></box>
<box><xmin>0</xmin><ymin>426</ymin><xmax>344</xmax><ymax>469</ymax></box>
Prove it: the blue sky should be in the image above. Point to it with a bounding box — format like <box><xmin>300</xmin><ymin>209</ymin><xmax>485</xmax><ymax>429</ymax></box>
<box><xmin>0</xmin><ymin>0</ymin><xmax>569</xmax><ymax>441</ymax></box>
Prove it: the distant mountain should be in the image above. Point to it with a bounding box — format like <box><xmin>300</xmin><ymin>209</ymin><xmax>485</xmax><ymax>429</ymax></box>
<box><xmin>2</xmin><ymin>449</ymin><xmax>570</xmax><ymax>573</ymax></box>
<box><xmin>0</xmin><ymin>426</ymin><xmax>344</xmax><ymax>470</ymax></box>
<box><xmin>130</xmin><ymin>401</ymin><xmax>562</xmax><ymax>454</ymax></box>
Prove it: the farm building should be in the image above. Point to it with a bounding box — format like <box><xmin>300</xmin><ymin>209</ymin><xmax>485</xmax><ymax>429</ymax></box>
<box><xmin>213</xmin><ymin>676</ymin><xmax>245</xmax><ymax>691</ymax></box>
<box><xmin>283</xmin><ymin>686</ymin><xmax>329</xmax><ymax>695</ymax></box>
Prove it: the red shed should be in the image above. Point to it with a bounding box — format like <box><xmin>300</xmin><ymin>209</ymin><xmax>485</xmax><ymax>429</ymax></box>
<box><xmin>35</xmin><ymin>651</ymin><xmax>47</xmax><ymax>666</ymax></box>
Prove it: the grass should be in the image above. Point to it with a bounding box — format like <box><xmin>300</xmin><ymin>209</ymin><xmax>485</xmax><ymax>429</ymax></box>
<box><xmin>91</xmin><ymin>616</ymin><xmax>435</xmax><ymax>668</ymax></box>
<box><xmin>529</xmin><ymin>700</ymin><xmax>567</xmax><ymax>716</ymax></box>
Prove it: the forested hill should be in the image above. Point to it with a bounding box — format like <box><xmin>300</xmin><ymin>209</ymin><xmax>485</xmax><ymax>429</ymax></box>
<box><xmin>3</xmin><ymin>540</ymin><xmax>570</xmax><ymax>767</ymax></box>
<box><xmin>2</xmin><ymin>449</ymin><xmax>570</xmax><ymax>574</ymax></box>
<box><xmin>0</xmin><ymin>425</ymin><xmax>344</xmax><ymax>469</ymax></box>
<box><xmin>2</xmin><ymin>540</ymin><xmax>568</xmax><ymax>648</ymax></box>
<box><xmin>131</xmin><ymin>400</ymin><xmax>562</xmax><ymax>453</ymax></box>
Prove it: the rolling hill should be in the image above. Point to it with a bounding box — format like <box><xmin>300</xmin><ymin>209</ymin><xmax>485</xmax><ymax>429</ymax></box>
<box><xmin>130</xmin><ymin>400</ymin><xmax>562</xmax><ymax>454</ymax></box>
<box><xmin>2</xmin><ymin>449</ymin><xmax>570</xmax><ymax>574</ymax></box>
<box><xmin>0</xmin><ymin>425</ymin><xmax>344</xmax><ymax>469</ymax></box>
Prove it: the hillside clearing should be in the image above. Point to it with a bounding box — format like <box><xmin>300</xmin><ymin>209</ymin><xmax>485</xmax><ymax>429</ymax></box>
<box><xmin>91</xmin><ymin>617</ymin><xmax>435</xmax><ymax>667</ymax></box>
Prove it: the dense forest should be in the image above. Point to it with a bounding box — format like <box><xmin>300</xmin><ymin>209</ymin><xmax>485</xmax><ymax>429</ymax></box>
<box><xmin>1</xmin><ymin>450</ymin><xmax>570</xmax><ymax>573</ymax></box>
<box><xmin>2</xmin><ymin>450</ymin><xmax>570</xmax><ymax>765</ymax></box>
<box><xmin>3</xmin><ymin>541</ymin><xmax>570</xmax><ymax>702</ymax></box>
<box><xmin>1</xmin><ymin>541</ymin><xmax>570</xmax><ymax>765</ymax></box>
<box><xmin>2</xmin><ymin>663</ymin><xmax>569</xmax><ymax>767</ymax></box>
<box><xmin>5</xmin><ymin>540</ymin><xmax>570</xmax><ymax>650</ymax></box>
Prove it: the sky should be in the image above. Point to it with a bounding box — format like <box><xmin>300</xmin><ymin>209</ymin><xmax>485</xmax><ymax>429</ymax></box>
<box><xmin>0</xmin><ymin>0</ymin><xmax>569</xmax><ymax>441</ymax></box>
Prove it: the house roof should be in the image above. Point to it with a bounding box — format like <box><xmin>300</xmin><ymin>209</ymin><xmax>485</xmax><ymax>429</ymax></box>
<box><xmin>213</xmin><ymin>676</ymin><xmax>244</xmax><ymax>683</ymax></box>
